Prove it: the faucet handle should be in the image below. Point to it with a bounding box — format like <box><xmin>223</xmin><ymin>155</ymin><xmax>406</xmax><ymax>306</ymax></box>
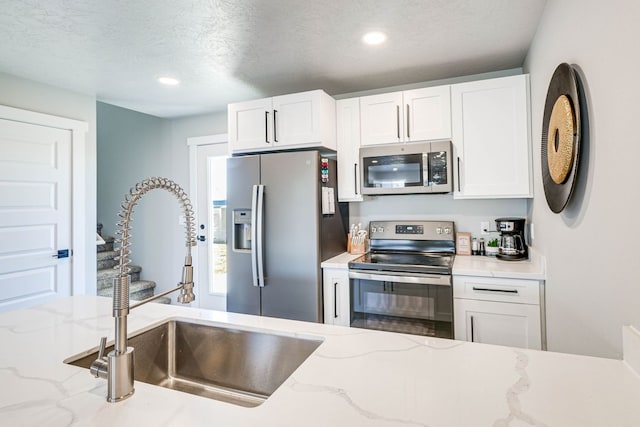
<box><xmin>90</xmin><ymin>336</ymin><xmax>109</xmax><ymax>379</ymax></box>
<box><xmin>97</xmin><ymin>336</ymin><xmax>107</xmax><ymax>359</ymax></box>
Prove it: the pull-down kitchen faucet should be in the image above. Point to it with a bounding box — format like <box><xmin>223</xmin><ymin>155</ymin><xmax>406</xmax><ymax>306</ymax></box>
<box><xmin>89</xmin><ymin>177</ymin><xmax>196</xmax><ymax>402</ymax></box>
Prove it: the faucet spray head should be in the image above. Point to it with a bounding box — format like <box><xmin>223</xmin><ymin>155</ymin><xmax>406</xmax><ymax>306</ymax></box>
<box><xmin>177</xmin><ymin>255</ymin><xmax>195</xmax><ymax>304</ymax></box>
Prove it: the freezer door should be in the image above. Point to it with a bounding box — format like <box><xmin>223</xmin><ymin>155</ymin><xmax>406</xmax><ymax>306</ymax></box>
<box><xmin>259</xmin><ymin>151</ymin><xmax>323</xmax><ymax>322</ymax></box>
<box><xmin>226</xmin><ymin>155</ymin><xmax>261</xmax><ymax>315</ymax></box>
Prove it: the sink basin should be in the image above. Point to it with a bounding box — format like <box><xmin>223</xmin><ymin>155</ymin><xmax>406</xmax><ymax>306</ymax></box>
<box><xmin>65</xmin><ymin>318</ymin><xmax>323</xmax><ymax>407</ymax></box>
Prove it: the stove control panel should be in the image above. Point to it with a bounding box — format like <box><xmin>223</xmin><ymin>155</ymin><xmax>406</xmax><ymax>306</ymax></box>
<box><xmin>395</xmin><ymin>225</ymin><xmax>424</xmax><ymax>234</ymax></box>
<box><xmin>369</xmin><ymin>220</ymin><xmax>455</xmax><ymax>241</ymax></box>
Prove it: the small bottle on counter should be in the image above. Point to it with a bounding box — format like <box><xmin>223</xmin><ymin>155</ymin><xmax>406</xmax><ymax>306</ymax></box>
<box><xmin>479</xmin><ymin>238</ymin><xmax>486</xmax><ymax>256</ymax></box>
<box><xmin>471</xmin><ymin>237</ymin><xmax>479</xmax><ymax>255</ymax></box>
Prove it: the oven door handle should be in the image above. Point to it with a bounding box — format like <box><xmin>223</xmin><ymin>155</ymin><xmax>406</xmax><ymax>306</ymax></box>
<box><xmin>348</xmin><ymin>271</ymin><xmax>451</xmax><ymax>286</ymax></box>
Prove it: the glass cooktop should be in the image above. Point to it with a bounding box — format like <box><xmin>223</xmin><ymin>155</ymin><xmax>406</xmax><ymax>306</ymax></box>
<box><xmin>349</xmin><ymin>251</ymin><xmax>454</xmax><ymax>275</ymax></box>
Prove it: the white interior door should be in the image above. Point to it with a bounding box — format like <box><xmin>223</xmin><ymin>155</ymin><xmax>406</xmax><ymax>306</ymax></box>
<box><xmin>0</xmin><ymin>118</ymin><xmax>72</xmax><ymax>311</ymax></box>
<box><xmin>189</xmin><ymin>135</ymin><xmax>228</xmax><ymax>311</ymax></box>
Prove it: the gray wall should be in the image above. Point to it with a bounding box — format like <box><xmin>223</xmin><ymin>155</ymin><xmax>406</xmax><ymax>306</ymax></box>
<box><xmin>97</xmin><ymin>103</ymin><xmax>227</xmax><ymax>297</ymax></box>
<box><xmin>524</xmin><ymin>0</ymin><xmax>640</xmax><ymax>358</ymax></box>
<box><xmin>0</xmin><ymin>71</ymin><xmax>97</xmax><ymax>294</ymax></box>
<box><xmin>350</xmin><ymin>196</ymin><xmax>526</xmax><ymax>242</ymax></box>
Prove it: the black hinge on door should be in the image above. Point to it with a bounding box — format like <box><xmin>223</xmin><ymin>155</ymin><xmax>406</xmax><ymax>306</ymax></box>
<box><xmin>53</xmin><ymin>249</ymin><xmax>70</xmax><ymax>259</ymax></box>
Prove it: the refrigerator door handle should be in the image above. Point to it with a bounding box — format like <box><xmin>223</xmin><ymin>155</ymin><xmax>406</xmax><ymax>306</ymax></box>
<box><xmin>255</xmin><ymin>184</ymin><xmax>266</xmax><ymax>287</ymax></box>
<box><xmin>250</xmin><ymin>185</ymin><xmax>260</xmax><ymax>287</ymax></box>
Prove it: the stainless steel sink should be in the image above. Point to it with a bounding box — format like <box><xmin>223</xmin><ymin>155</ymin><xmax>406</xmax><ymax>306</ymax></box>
<box><xmin>65</xmin><ymin>319</ymin><xmax>323</xmax><ymax>407</ymax></box>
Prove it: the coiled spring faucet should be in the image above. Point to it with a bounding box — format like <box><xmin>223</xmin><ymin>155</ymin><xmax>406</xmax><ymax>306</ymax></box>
<box><xmin>90</xmin><ymin>177</ymin><xmax>196</xmax><ymax>402</ymax></box>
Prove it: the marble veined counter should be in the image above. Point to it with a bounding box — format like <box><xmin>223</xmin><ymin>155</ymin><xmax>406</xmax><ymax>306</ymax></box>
<box><xmin>1</xmin><ymin>296</ymin><xmax>639</xmax><ymax>426</ymax></box>
<box><xmin>453</xmin><ymin>248</ymin><xmax>546</xmax><ymax>280</ymax></box>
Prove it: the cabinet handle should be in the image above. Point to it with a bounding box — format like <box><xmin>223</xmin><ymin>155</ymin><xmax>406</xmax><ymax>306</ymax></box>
<box><xmin>390</xmin><ymin>282</ymin><xmax>394</xmax><ymax>292</ymax></box>
<box><xmin>354</xmin><ymin>163</ymin><xmax>358</xmax><ymax>195</ymax></box>
<box><xmin>457</xmin><ymin>156</ymin><xmax>461</xmax><ymax>192</ymax></box>
<box><xmin>470</xmin><ymin>315</ymin><xmax>475</xmax><ymax>342</ymax></box>
<box><xmin>472</xmin><ymin>286</ymin><xmax>519</xmax><ymax>294</ymax></box>
<box><xmin>265</xmin><ymin>111</ymin><xmax>270</xmax><ymax>143</ymax></box>
<box><xmin>396</xmin><ymin>105</ymin><xmax>400</xmax><ymax>140</ymax></box>
<box><xmin>334</xmin><ymin>282</ymin><xmax>338</xmax><ymax>319</ymax></box>
<box><xmin>383</xmin><ymin>282</ymin><xmax>386</xmax><ymax>292</ymax></box>
<box><xmin>273</xmin><ymin>109</ymin><xmax>278</xmax><ymax>142</ymax></box>
<box><xmin>406</xmin><ymin>104</ymin><xmax>410</xmax><ymax>139</ymax></box>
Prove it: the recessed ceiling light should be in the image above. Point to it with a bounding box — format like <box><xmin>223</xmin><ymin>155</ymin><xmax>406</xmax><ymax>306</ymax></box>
<box><xmin>362</xmin><ymin>31</ymin><xmax>387</xmax><ymax>45</ymax></box>
<box><xmin>157</xmin><ymin>76</ymin><xmax>180</xmax><ymax>86</ymax></box>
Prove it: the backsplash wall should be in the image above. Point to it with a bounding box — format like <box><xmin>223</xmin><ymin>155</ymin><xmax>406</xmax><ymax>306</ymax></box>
<box><xmin>349</xmin><ymin>195</ymin><xmax>528</xmax><ymax>242</ymax></box>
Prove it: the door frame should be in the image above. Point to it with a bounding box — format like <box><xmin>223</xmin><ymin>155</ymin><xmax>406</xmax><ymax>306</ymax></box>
<box><xmin>0</xmin><ymin>104</ymin><xmax>88</xmax><ymax>297</ymax></box>
<box><xmin>187</xmin><ymin>133</ymin><xmax>228</xmax><ymax>309</ymax></box>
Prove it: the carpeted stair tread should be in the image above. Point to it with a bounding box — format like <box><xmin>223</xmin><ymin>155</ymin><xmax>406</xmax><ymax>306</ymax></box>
<box><xmin>97</xmin><ymin>265</ymin><xmax>142</xmax><ymax>290</ymax></box>
<box><xmin>150</xmin><ymin>296</ymin><xmax>172</xmax><ymax>304</ymax></box>
<box><xmin>97</xmin><ymin>235</ymin><xmax>115</xmax><ymax>253</ymax></box>
<box><xmin>97</xmin><ymin>280</ymin><xmax>156</xmax><ymax>298</ymax></box>
<box><xmin>97</xmin><ymin>250</ymin><xmax>118</xmax><ymax>270</ymax></box>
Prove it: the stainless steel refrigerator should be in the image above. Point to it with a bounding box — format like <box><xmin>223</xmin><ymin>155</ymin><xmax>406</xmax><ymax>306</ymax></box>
<box><xmin>226</xmin><ymin>150</ymin><xmax>348</xmax><ymax>322</ymax></box>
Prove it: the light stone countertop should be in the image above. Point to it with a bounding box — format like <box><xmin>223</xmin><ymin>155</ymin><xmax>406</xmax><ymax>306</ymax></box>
<box><xmin>323</xmin><ymin>250</ymin><xmax>546</xmax><ymax>280</ymax></box>
<box><xmin>321</xmin><ymin>252</ymin><xmax>364</xmax><ymax>269</ymax></box>
<box><xmin>452</xmin><ymin>247</ymin><xmax>546</xmax><ymax>280</ymax></box>
<box><xmin>1</xmin><ymin>296</ymin><xmax>639</xmax><ymax>427</ymax></box>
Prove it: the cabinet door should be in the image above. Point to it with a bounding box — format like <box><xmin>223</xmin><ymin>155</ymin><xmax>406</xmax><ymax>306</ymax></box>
<box><xmin>322</xmin><ymin>268</ymin><xmax>350</xmax><ymax>326</ymax></box>
<box><xmin>272</xmin><ymin>90</ymin><xmax>323</xmax><ymax>147</ymax></box>
<box><xmin>454</xmin><ymin>298</ymin><xmax>541</xmax><ymax>349</ymax></box>
<box><xmin>404</xmin><ymin>86</ymin><xmax>451</xmax><ymax>142</ymax></box>
<box><xmin>452</xmin><ymin>74</ymin><xmax>532</xmax><ymax>198</ymax></box>
<box><xmin>228</xmin><ymin>97</ymin><xmax>273</xmax><ymax>153</ymax></box>
<box><xmin>360</xmin><ymin>92</ymin><xmax>403</xmax><ymax>146</ymax></box>
<box><xmin>336</xmin><ymin>98</ymin><xmax>362</xmax><ymax>202</ymax></box>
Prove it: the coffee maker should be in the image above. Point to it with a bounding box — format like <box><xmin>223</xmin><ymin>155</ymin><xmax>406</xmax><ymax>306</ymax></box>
<box><xmin>495</xmin><ymin>217</ymin><xmax>528</xmax><ymax>261</ymax></box>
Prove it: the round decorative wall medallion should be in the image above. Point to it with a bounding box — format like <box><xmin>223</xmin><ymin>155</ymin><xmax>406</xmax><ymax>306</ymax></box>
<box><xmin>541</xmin><ymin>63</ymin><xmax>582</xmax><ymax>213</ymax></box>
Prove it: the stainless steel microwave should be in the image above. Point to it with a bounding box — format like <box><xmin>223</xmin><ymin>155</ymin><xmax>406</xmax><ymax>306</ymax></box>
<box><xmin>359</xmin><ymin>141</ymin><xmax>453</xmax><ymax>195</ymax></box>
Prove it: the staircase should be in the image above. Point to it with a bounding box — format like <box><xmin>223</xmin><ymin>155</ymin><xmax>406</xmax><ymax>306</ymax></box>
<box><xmin>96</xmin><ymin>228</ymin><xmax>170</xmax><ymax>304</ymax></box>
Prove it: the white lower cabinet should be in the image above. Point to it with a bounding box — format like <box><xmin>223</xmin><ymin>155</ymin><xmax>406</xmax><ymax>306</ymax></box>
<box><xmin>453</xmin><ymin>276</ymin><xmax>543</xmax><ymax>350</ymax></box>
<box><xmin>322</xmin><ymin>268</ymin><xmax>350</xmax><ymax>326</ymax></box>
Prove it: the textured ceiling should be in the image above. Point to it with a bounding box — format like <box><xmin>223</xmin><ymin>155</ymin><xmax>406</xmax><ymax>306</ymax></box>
<box><xmin>0</xmin><ymin>0</ymin><xmax>547</xmax><ymax>118</ymax></box>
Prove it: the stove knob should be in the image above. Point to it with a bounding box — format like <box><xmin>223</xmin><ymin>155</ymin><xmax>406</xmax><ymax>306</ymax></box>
<box><xmin>444</xmin><ymin>227</ymin><xmax>451</xmax><ymax>234</ymax></box>
<box><xmin>379</xmin><ymin>227</ymin><xmax>384</xmax><ymax>233</ymax></box>
<box><xmin>436</xmin><ymin>227</ymin><xmax>442</xmax><ymax>234</ymax></box>
<box><xmin>371</xmin><ymin>227</ymin><xmax>378</xmax><ymax>233</ymax></box>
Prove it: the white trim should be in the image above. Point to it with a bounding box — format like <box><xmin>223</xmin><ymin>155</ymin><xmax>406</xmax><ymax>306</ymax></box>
<box><xmin>0</xmin><ymin>103</ymin><xmax>88</xmax><ymax>297</ymax></box>
<box><xmin>187</xmin><ymin>133</ymin><xmax>228</xmax><ymax>146</ymax></box>
<box><xmin>0</xmin><ymin>104</ymin><xmax>88</xmax><ymax>132</ymax></box>
<box><xmin>187</xmin><ymin>134</ymin><xmax>228</xmax><ymax>309</ymax></box>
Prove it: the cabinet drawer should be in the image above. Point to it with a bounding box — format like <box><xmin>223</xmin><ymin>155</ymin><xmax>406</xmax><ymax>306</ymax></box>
<box><xmin>453</xmin><ymin>276</ymin><xmax>540</xmax><ymax>304</ymax></box>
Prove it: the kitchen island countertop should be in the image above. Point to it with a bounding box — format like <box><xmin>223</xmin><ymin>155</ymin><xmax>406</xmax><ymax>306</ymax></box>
<box><xmin>1</xmin><ymin>296</ymin><xmax>638</xmax><ymax>426</ymax></box>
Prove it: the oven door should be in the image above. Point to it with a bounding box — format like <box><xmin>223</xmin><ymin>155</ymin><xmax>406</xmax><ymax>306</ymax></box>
<box><xmin>349</xmin><ymin>271</ymin><xmax>453</xmax><ymax>338</ymax></box>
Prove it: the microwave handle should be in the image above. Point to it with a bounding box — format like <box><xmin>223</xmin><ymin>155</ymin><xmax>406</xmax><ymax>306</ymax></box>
<box><xmin>423</xmin><ymin>153</ymin><xmax>431</xmax><ymax>187</ymax></box>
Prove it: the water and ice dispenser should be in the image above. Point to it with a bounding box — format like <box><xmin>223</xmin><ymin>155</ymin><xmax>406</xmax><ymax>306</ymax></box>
<box><xmin>232</xmin><ymin>209</ymin><xmax>252</xmax><ymax>252</ymax></box>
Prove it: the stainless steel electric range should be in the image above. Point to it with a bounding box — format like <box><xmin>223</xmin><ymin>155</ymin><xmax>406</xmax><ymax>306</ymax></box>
<box><xmin>348</xmin><ymin>220</ymin><xmax>455</xmax><ymax>338</ymax></box>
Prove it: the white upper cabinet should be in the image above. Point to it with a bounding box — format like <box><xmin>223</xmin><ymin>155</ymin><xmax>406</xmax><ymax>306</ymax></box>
<box><xmin>228</xmin><ymin>89</ymin><xmax>336</xmax><ymax>154</ymax></box>
<box><xmin>359</xmin><ymin>86</ymin><xmax>451</xmax><ymax>146</ymax></box>
<box><xmin>336</xmin><ymin>98</ymin><xmax>363</xmax><ymax>202</ymax></box>
<box><xmin>404</xmin><ymin>86</ymin><xmax>452</xmax><ymax>142</ymax></box>
<box><xmin>228</xmin><ymin>97</ymin><xmax>273</xmax><ymax>153</ymax></box>
<box><xmin>451</xmin><ymin>74</ymin><xmax>532</xmax><ymax>199</ymax></box>
<box><xmin>360</xmin><ymin>92</ymin><xmax>404</xmax><ymax>146</ymax></box>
